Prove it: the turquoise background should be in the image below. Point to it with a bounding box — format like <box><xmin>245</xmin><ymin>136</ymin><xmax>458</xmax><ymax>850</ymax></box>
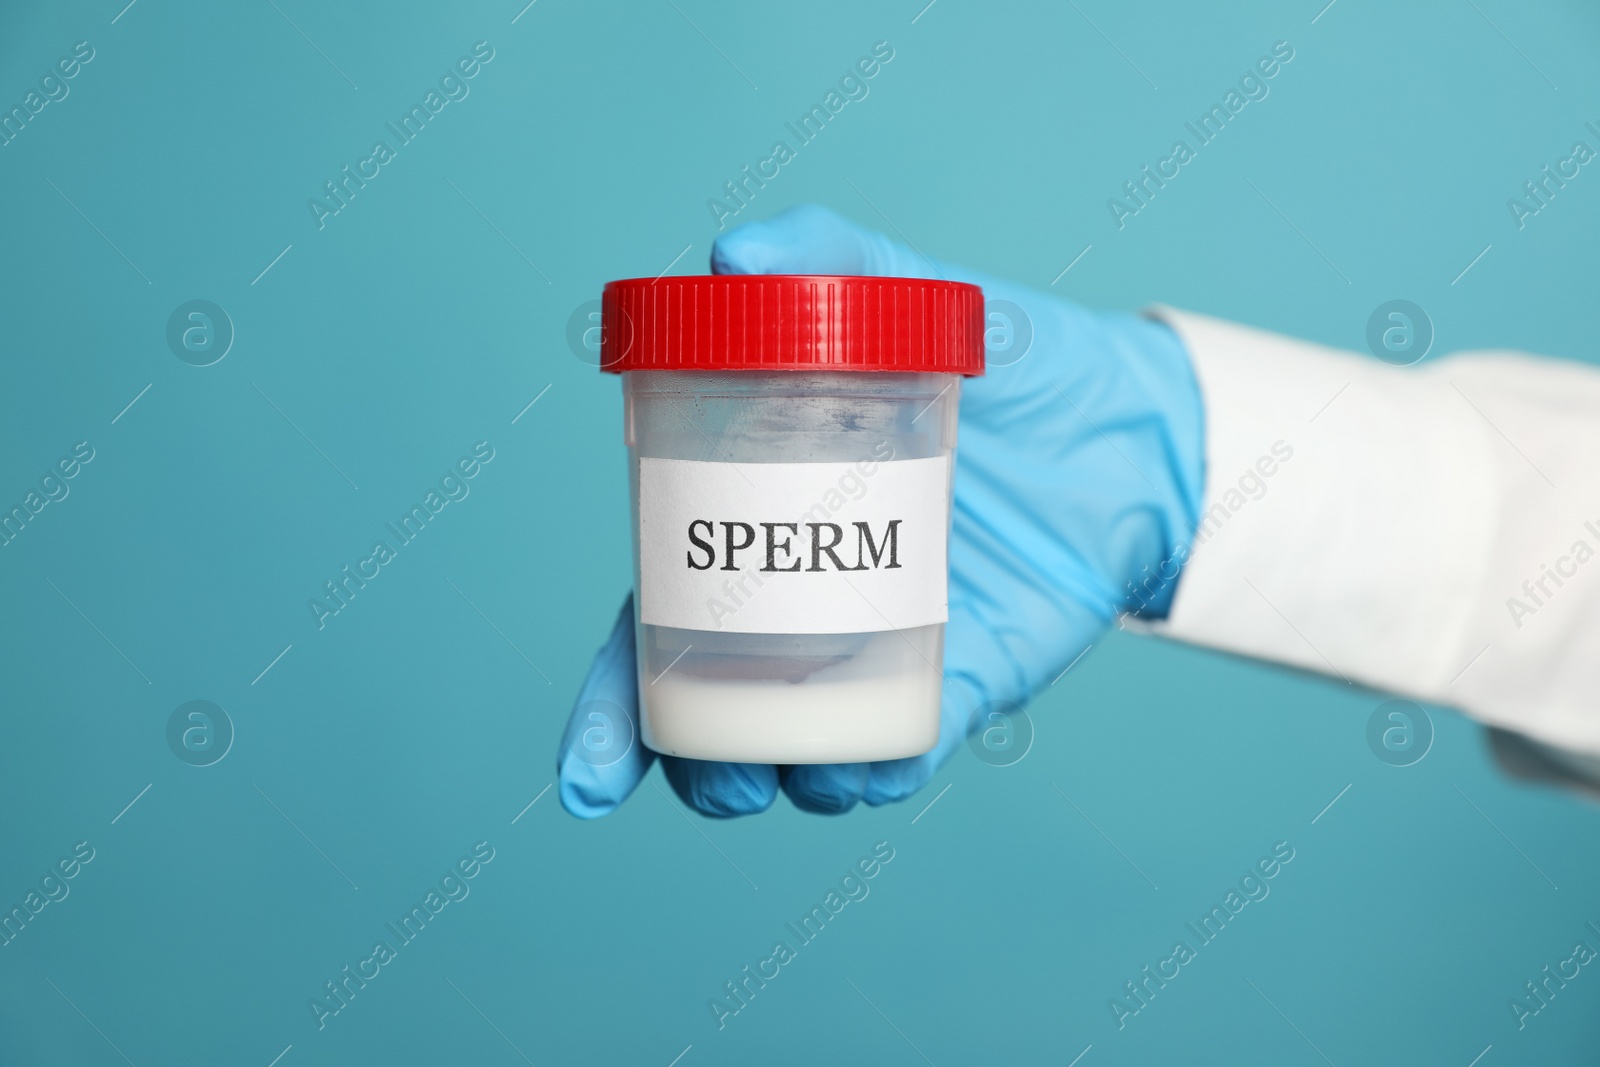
<box><xmin>2</xmin><ymin>0</ymin><xmax>1598</xmax><ymax>1064</ymax></box>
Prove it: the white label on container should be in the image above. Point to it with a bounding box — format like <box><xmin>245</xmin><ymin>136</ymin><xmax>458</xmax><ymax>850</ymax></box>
<box><xmin>638</xmin><ymin>454</ymin><xmax>950</xmax><ymax>635</ymax></box>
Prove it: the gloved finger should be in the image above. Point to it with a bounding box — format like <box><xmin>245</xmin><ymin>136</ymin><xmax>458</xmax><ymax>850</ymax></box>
<box><xmin>660</xmin><ymin>756</ymin><xmax>780</xmax><ymax>818</ymax></box>
<box><xmin>711</xmin><ymin>204</ymin><xmax>959</xmax><ymax>282</ymax></box>
<box><xmin>558</xmin><ymin>596</ymin><xmax>656</xmax><ymax>818</ymax></box>
<box><xmin>779</xmin><ymin>763</ymin><xmax>870</xmax><ymax>814</ymax></box>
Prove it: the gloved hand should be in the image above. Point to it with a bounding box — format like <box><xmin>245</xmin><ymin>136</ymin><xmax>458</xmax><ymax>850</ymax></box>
<box><xmin>558</xmin><ymin>204</ymin><xmax>1205</xmax><ymax>818</ymax></box>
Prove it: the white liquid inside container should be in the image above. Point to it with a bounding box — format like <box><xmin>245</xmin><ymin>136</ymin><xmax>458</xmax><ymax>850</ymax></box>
<box><xmin>624</xmin><ymin>370</ymin><xmax>960</xmax><ymax>764</ymax></box>
<box><xmin>643</xmin><ymin>627</ymin><xmax>943</xmax><ymax>763</ymax></box>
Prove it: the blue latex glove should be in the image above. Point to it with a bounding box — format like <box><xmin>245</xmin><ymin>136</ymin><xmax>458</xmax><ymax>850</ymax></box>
<box><xmin>558</xmin><ymin>205</ymin><xmax>1205</xmax><ymax>818</ymax></box>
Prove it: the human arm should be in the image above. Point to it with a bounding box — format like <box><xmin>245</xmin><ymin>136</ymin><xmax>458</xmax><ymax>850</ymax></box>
<box><xmin>558</xmin><ymin>204</ymin><xmax>1600</xmax><ymax>820</ymax></box>
<box><xmin>1145</xmin><ymin>309</ymin><xmax>1600</xmax><ymax>757</ymax></box>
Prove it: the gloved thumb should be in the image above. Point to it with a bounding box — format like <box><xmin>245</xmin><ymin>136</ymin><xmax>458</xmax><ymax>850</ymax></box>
<box><xmin>557</xmin><ymin>597</ymin><xmax>656</xmax><ymax>817</ymax></box>
<box><xmin>710</xmin><ymin>204</ymin><xmax>953</xmax><ymax>281</ymax></box>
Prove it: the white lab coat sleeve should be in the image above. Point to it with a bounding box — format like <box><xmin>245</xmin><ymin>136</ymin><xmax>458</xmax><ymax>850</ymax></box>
<box><xmin>1146</xmin><ymin>308</ymin><xmax>1600</xmax><ymax>756</ymax></box>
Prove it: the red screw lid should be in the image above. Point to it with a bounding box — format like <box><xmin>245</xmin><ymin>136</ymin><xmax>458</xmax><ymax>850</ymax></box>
<box><xmin>600</xmin><ymin>275</ymin><xmax>986</xmax><ymax>375</ymax></box>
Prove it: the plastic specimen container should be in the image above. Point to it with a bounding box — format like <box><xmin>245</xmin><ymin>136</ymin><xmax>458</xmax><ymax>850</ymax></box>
<box><xmin>601</xmin><ymin>274</ymin><xmax>984</xmax><ymax>763</ymax></box>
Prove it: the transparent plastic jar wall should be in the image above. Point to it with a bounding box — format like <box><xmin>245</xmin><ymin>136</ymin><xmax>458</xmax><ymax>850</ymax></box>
<box><xmin>625</xmin><ymin>369</ymin><xmax>959</xmax><ymax>764</ymax></box>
